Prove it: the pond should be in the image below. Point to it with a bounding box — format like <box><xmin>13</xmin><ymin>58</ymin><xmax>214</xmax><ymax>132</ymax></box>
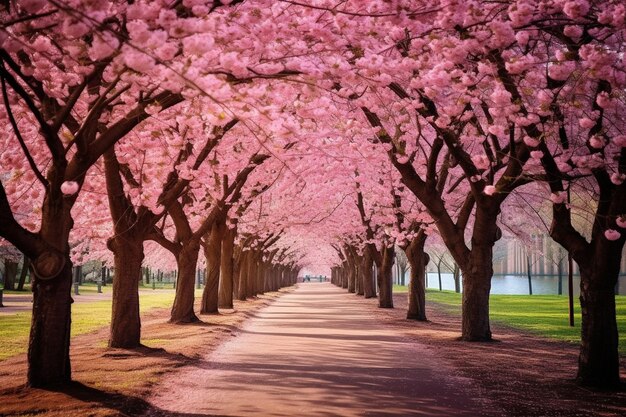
<box><xmin>423</xmin><ymin>273</ymin><xmax>626</xmax><ymax>296</ymax></box>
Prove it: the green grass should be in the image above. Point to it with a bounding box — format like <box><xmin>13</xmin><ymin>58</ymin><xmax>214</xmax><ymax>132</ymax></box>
<box><xmin>0</xmin><ymin>290</ymin><xmax>175</xmax><ymax>361</ymax></box>
<box><xmin>407</xmin><ymin>288</ymin><xmax>626</xmax><ymax>354</ymax></box>
<box><xmin>393</xmin><ymin>284</ymin><xmax>409</xmax><ymax>293</ymax></box>
<box><xmin>2</xmin><ymin>282</ymin><xmax>114</xmax><ymax>294</ymax></box>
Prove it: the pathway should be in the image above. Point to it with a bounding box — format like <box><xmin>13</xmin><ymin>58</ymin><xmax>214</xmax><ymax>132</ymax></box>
<box><xmin>148</xmin><ymin>283</ymin><xmax>493</xmax><ymax>416</ymax></box>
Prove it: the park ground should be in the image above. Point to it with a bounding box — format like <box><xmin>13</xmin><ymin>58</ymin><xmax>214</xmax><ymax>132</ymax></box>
<box><xmin>0</xmin><ymin>283</ymin><xmax>625</xmax><ymax>416</ymax></box>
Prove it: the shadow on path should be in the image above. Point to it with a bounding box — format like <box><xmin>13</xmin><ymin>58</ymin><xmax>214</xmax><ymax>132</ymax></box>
<box><xmin>146</xmin><ymin>283</ymin><xmax>494</xmax><ymax>416</ymax></box>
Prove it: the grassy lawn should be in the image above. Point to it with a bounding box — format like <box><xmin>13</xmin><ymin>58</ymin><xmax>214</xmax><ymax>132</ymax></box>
<box><xmin>394</xmin><ymin>286</ymin><xmax>626</xmax><ymax>354</ymax></box>
<box><xmin>2</xmin><ymin>282</ymin><xmax>114</xmax><ymax>295</ymax></box>
<box><xmin>0</xmin><ymin>289</ymin><xmax>176</xmax><ymax>361</ymax></box>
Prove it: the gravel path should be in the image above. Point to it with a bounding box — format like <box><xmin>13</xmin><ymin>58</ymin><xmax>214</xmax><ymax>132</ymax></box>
<box><xmin>147</xmin><ymin>283</ymin><xmax>493</xmax><ymax>416</ymax></box>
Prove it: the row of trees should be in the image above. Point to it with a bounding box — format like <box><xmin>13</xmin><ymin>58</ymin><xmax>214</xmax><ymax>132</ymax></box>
<box><xmin>1</xmin><ymin>0</ymin><xmax>624</xmax><ymax>390</ymax></box>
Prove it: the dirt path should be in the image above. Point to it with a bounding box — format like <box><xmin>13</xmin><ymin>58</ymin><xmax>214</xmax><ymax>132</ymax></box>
<box><xmin>147</xmin><ymin>283</ymin><xmax>495</xmax><ymax>417</ymax></box>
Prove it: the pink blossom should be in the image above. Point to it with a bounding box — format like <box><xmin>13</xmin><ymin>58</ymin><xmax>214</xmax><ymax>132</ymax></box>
<box><xmin>563</xmin><ymin>25</ymin><xmax>583</xmax><ymax>39</ymax></box>
<box><xmin>550</xmin><ymin>192</ymin><xmax>567</xmax><ymax>204</ymax></box>
<box><xmin>123</xmin><ymin>51</ymin><xmax>155</xmax><ymax>73</ymax></box>
<box><xmin>31</xmin><ymin>36</ymin><xmax>51</xmax><ymax>53</ymax></box>
<box><xmin>490</xmin><ymin>88</ymin><xmax>512</xmax><ymax>107</ymax></box>
<box><xmin>613</xmin><ymin>135</ymin><xmax>626</xmax><ymax>147</ymax></box>
<box><xmin>89</xmin><ymin>33</ymin><xmax>119</xmax><ymax>60</ymax></box>
<box><xmin>589</xmin><ymin>135</ymin><xmax>605</xmax><ymax>149</ymax></box>
<box><xmin>604</xmin><ymin>229</ymin><xmax>621</xmax><ymax>241</ymax></box>
<box><xmin>596</xmin><ymin>92</ymin><xmax>613</xmax><ymax>109</ymax></box>
<box><xmin>616</xmin><ymin>217</ymin><xmax>626</xmax><ymax>229</ymax></box>
<box><xmin>488</xmin><ymin>124</ymin><xmax>506</xmax><ymax>138</ymax></box>
<box><xmin>471</xmin><ymin>154</ymin><xmax>491</xmax><ymax>170</ymax></box>
<box><xmin>396</xmin><ymin>155</ymin><xmax>409</xmax><ymax>164</ymax></box>
<box><xmin>523</xmin><ymin>136</ymin><xmax>540</xmax><ymax>147</ymax></box>
<box><xmin>557</xmin><ymin>161</ymin><xmax>572</xmax><ymax>173</ymax></box>
<box><xmin>548</xmin><ymin>61</ymin><xmax>575</xmax><ymax>81</ymax></box>
<box><xmin>20</xmin><ymin>0</ymin><xmax>46</xmax><ymax>13</ymax></box>
<box><xmin>488</xmin><ymin>21</ymin><xmax>515</xmax><ymax>49</ymax></box>
<box><xmin>61</xmin><ymin>181</ymin><xmax>80</xmax><ymax>195</ymax></box>
<box><xmin>508</xmin><ymin>2</ymin><xmax>535</xmax><ymax>27</ymax></box>
<box><xmin>483</xmin><ymin>185</ymin><xmax>497</xmax><ymax>196</ymax></box>
<box><xmin>182</xmin><ymin>33</ymin><xmax>215</xmax><ymax>55</ymax></box>
<box><xmin>579</xmin><ymin>117</ymin><xmax>595</xmax><ymax>129</ymax></box>
<box><xmin>563</xmin><ymin>1</ymin><xmax>590</xmax><ymax>19</ymax></box>
<box><xmin>610</xmin><ymin>173</ymin><xmax>625</xmax><ymax>185</ymax></box>
<box><xmin>515</xmin><ymin>31</ymin><xmax>530</xmax><ymax>47</ymax></box>
<box><xmin>62</xmin><ymin>19</ymin><xmax>90</xmax><ymax>39</ymax></box>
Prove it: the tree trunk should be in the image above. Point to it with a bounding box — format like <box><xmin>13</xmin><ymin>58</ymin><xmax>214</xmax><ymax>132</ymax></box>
<box><xmin>557</xmin><ymin>254</ymin><xmax>563</xmax><ymax>296</ymax></box>
<box><xmin>258</xmin><ymin>260</ymin><xmax>267</xmax><ymax>295</ymax></box>
<box><xmin>109</xmin><ymin>237</ymin><xmax>143</xmax><ymax>348</ymax></box>
<box><xmin>247</xmin><ymin>250</ymin><xmax>258</xmax><ymax>297</ymax></box>
<box><xmin>346</xmin><ymin>249</ymin><xmax>356</xmax><ymax>294</ymax></box>
<box><xmin>405</xmin><ymin>233</ymin><xmax>428</xmax><ymax>321</ymax></box>
<box><xmin>377</xmin><ymin>246</ymin><xmax>394</xmax><ymax>308</ymax></box>
<box><xmin>237</xmin><ymin>250</ymin><xmax>250</xmax><ymax>301</ymax></box>
<box><xmin>438</xmin><ymin>262</ymin><xmax>443</xmax><ymax>291</ymax></box>
<box><xmin>355</xmin><ymin>253</ymin><xmax>364</xmax><ymax>295</ymax></box>
<box><xmin>460</xmin><ymin>242</ymin><xmax>493</xmax><ymax>341</ymax></box>
<box><xmin>453</xmin><ymin>263</ymin><xmax>461</xmax><ymax>293</ymax></box>
<box><xmin>27</xmin><ymin>257</ymin><xmax>73</xmax><ymax>387</ymax></box>
<box><xmin>233</xmin><ymin>246</ymin><xmax>241</xmax><ymax>297</ymax></box>
<box><xmin>576</xmin><ymin>243</ymin><xmax>621</xmax><ymax>388</ymax></box>
<box><xmin>436</xmin><ymin>258</ymin><xmax>443</xmax><ymax>291</ymax></box>
<box><xmin>526</xmin><ymin>254</ymin><xmax>533</xmax><ymax>295</ymax></box>
<box><xmin>170</xmin><ymin>240</ymin><xmax>200</xmax><ymax>323</ymax></box>
<box><xmin>201</xmin><ymin>220</ymin><xmax>225</xmax><ymax>314</ymax></box>
<box><xmin>3</xmin><ymin>259</ymin><xmax>17</xmax><ymax>290</ymax></box>
<box><xmin>362</xmin><ymin>250</ymin><xmax>375</xmax><ymax>298</ymax></box>
<box><xmin>17</xmin><ymin>256</ymin><xmax>30</xmax><ymax>290</ymax></box>
<box><xmin>341</xmin><ymin>259</ymin><xmax>349</xmax><ymax>289</ymax></box>
<box><xmin>219</xmin><ymin>226</ymin><xmax>236</xmax><ymax>309</ymax></box>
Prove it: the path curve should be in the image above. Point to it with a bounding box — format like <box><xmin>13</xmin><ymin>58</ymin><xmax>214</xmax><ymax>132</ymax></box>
<box><xmin>147</xmin><ymin>283</ymin><xmax>493</xmax><ymax>416</ymax></box>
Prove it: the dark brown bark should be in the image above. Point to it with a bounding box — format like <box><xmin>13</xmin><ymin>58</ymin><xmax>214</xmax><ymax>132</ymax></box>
<box><xmin>24</xmin><ymin>177</ymin><xmax>76</xmax><ymax>387</ymax></box>
<box><xmin>201</xmin><ymin>220</ymin><xmax>226</xmax><ymax>314</ymax></box>
<box><xmin>341</xmin><ymin>259</ymin><xmax>349</xmax><ymax>289</ymax></box>
<box><xmin>346</xmin><ymin>247</ymin><xmax>356</xmax><ymax>294</ymax></box>
<box><xmin>256</xmin><ymin>256</ymin><xmax>265</xmax><ymax>292</ymax></box>
<box><xmin>232</xmin><ymin>246</ymin><xmax>241</xmax><ymax>297</ymax></box>
<box><xmin>170</xmin><ymin>240</ymin><xmax>200</xmax><ymax>323</ymax></box>
<box><xmin>405</xmin><ymin>232</ymin><xmax>428</xmax><ymax>321</ymax></box>
<box><xmin>377</xmin><ymin>246</ymin><xmax>395</xmax><ymax>308</ymax></box>
<box><xmin>544</xmin><ymin>171</ymin><xmax>624</xmax><ymax>387</ymax></box>
<box><xmin>246</xmin><ymin>250</ymin><xmax>258</xmax><ymax>298</ymax></box>
<box><xmin>17</xmin><ymin>255</ymin><xmax>30</xmax><ymax>290</ymax></box>
<box><xmin>460</xmin><ymin>244</ymin><xmax>493</xmax><ymax>341</ymax></box>
<box><xmin>355</xmin><ymin>254</ymin><xmax>364</xmax><ymax>295</ymax></box>
<box><xmin>453</xmin><ymin>205</ymin><xmax>500</xmax><ymax>341</ymax></box>
<box><xmin>574</xmin><ymin>237</ymin><xmax>621</xmax><ymax>388</ymax></box>
<box><xmin>108</xmin><ymin>237</ymin><xmax>143</xmax><ymax>348</ymax></box>
<box><xmin>237</xmin><ymin>250</ymin><xmax>250</xmax><ymax>301</ymax></box>
<box><xmin>362</xmin><ymin>249</ymin><xmax>376</xmax><ymax>298</ymax></box>
<box><xmin>3</xmin><ymin>259</ymin><xmax>17</xmax><ymax>290</ymax></box>
<box><xmin>27</xmin><ymin>258</ymin><xmax>73</xmax><ymax>387</ymax></box>
<box><xmin>219</xmin><ymin>226</ymin><xmax>236</xmax><ymax>309</ymax></box>
<box><xmin>453</xmin><ymin>263</ymin><xmax>461</xmax><ymax>293</ymax></box>
<box><xmin>104</xmin><ymin>148</ymin><xmax>153</xmax><ymax>348</ymax></box>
